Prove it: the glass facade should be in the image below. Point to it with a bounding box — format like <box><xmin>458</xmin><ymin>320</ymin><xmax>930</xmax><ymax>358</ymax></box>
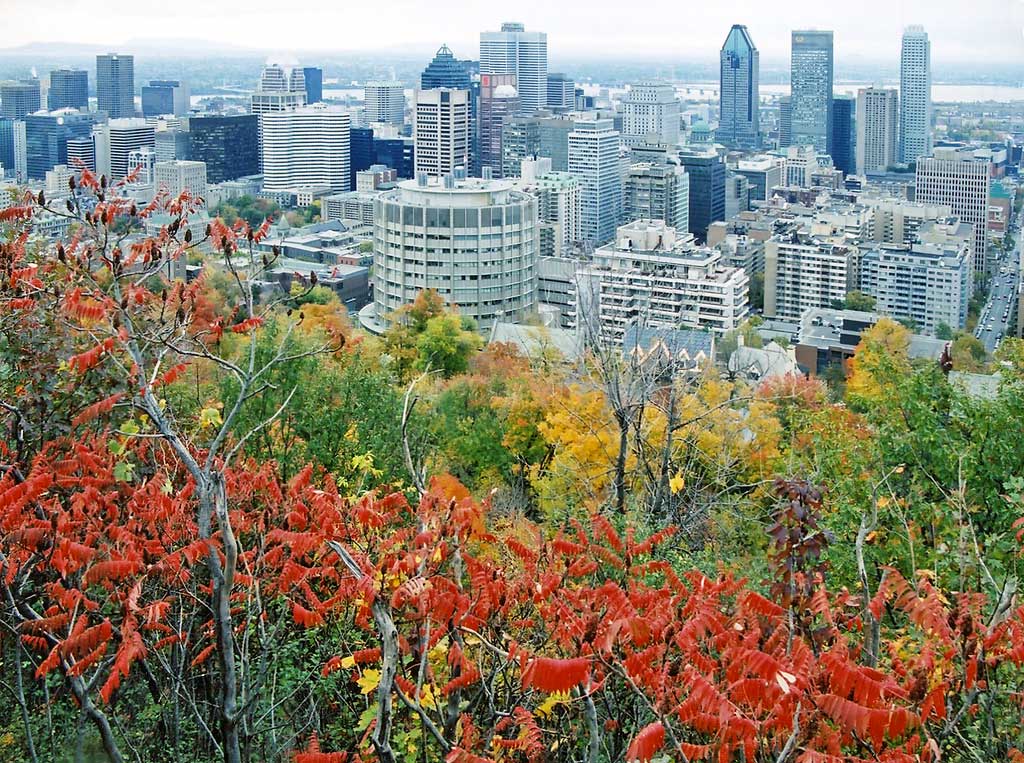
<box><xmin>790</xmin><ymin>31</ymin><xmax>833</xmax><ymax>154</ymax></box>
<box><xmin>187</xmin><ymin>115</ymin><xmax>258</xmax><ymax>183</ymax></box>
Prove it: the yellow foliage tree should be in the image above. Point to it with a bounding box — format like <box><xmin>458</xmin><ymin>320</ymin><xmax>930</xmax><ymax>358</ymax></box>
<box><xmin>846</xmin><ymin>318</ymin><xmax>911</xmax><ymax>405</ymax></box>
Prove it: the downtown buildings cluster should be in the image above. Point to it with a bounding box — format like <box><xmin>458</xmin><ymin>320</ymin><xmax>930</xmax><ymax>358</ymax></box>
<box><xmin>0</xmin><ymin>21</ymin><xmax>1020</xmax><ymax>371</ymax></box>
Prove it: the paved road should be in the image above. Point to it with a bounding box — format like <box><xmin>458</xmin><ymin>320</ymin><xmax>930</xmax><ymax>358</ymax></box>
<box><xmin>975</xmin><ymin>228</ymin><xmax>1020</xmax><ymax>353</ymax></box>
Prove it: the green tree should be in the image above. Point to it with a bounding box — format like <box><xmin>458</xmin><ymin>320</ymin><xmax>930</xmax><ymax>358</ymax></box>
<box><xmin>935</xmin><ymin>321</ymin><xmax>954</xmax><ymax>340</ymax></box>
<box><xmin>415</xmin><ymin>314</ymin><xmax>482</xmax><ymax>377</ymax></box>
<box><xmin>843</xmin><ymin>290</ymin><xmax>876</xmax><ymax>312</ymax></box>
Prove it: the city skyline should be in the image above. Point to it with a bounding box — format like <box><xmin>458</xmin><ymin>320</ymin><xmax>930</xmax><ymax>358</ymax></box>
<box><xmin>1</xmin><ymin>0</ymin><xmax>1021</xmax><ymax>65</ymax></box>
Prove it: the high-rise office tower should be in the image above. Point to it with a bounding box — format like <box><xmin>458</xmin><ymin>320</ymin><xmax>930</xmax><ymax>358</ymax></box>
<box><xmin>478</xmin><ymin>74</ymin><xmax>518</xmax><ymax>177</ymax></box>
<box><xmin>23</xmin><ymin>110</ymin><xmax>95</xmax><ymax>179</ymax></box>
<box><xmin>259</xmin><ymin>63</ymin><xmax>288</xmax><ymax>91</ymax></box>
<box><xmin>915</xmin><ymin>146</ymin><xmax>991</xmax><ymax>274</ymax></box>
<box><xmin>421</xmin><ymin>45</ymin><xmax>472</xmax><ymax>90</ymax></box>
<box><xmin>621</xmin><ymin>83</ymin><xmax>680</xmax><ymax>147</ymax></box>
<box><xmin>546</xmin><ymin>73</ymin><xmax>574</xmax><ymax>111</ymax></box>
<box><xmin>899</xmin><ymin>26</ymin><xmax>932</xmax><ymax>164</ymax></box>
<box><xmin>413</xmin><ymin>88</ymin><xmax>470</xmax><ymax>177</ymax></box>
<box><xmin>141</xmin><ymin>80</ymin><xmax>190</xmax><ymax>117</ymax></box>
<box><xmin>349</xmin><ymin>126</ymin><xmax>375</xmax><ymax>187</ymax></box>
<box><xmin>568</xmin><ymin>117</ymin><xmax>622</xmax><ymax>245</ymax></box>
<box><xmin>96</xmin><ymin>54</ymin><xmax>135</xmax><ymax>119</ymax></box>
<box><xmin>287</xmin><ymin>67</ymin><xmax>306</xmax><ymax>96</ymax></box>
<box><xmin>830</xmin><ymin>96</ymin><xmax>855</xmax><ymax>174</ymax></box>
<box><xmin>261</xmin><ymin>104</ymin><xmax>350</xmax><ymax>192</ymax></box>
<box><xmin>0</xmin><ymin>118</ymin><xmax>19</xmax><ymax>175</ymax></box>
<box><xmin>855</xmin><ymin>87</ymin><xmax>898</xmax><ymax>175</ymax></box>
<box><xmin>719</xmin><ymin>25</ymin><xmax>760</xmax><ymax>149</ymax></box>
<box><xmin>678</xmin><ymin>146</ymin><xmax>726</xmax><ymax>241</ymax></box>
<box><xmin>778</xmin><ymin>96</ymin><xmax>792</xmax><ymax>148</ymax></box>
<box><xmin>109</xmin><ymin>118</ymin><xmax>155</xmax><ymax>180</ymax></box>
<box><xmin>155</xmin><ymin>125</ymin><xmax>191</xmax><ymax>163</ymax></box>
<box><xmin>623</xmin><ymin>160</ymin><xmax>689</xmax><ymax>233</ymax></box>
<box><xmin>790</xmin><ymin>31</ymin><xmax>833</xmax><ymax>153</ymax></box>
<box><xmin>364</xmin><ymin>81</ymin><xmax>405</xmax><ymax>126</ymax></box>
<box><xmin>251</xmin><ymin>64</ymin><xmax>306</xmax><ymax>169</ymax></box>
<box><xmin>47</xmin><ymin>69</ymin><xmax>88</xmax><ymax>111</ymax></box>
<box><xmin>302</xmin><ymin>67</ymin><xmax>323</xmax><ymax>104</ymax></box>
<box><xmin>1</xmin><ymin>80</ymin><xmax>42</xmax><ymax>119</ymax></box>
<box><xmin>480</xmin><ymin>22</ymin><xmax>548</xmax><ymax>115</ymax></box>
<box><xmin>187</xmin><ymin>115</ymin><xmax>259</xmax><ymax>183</ymax></box>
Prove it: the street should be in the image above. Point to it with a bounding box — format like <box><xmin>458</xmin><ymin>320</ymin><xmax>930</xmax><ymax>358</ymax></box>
<box><xmin>975</xmin><ymin>229</ymin><xmax>1021</xmax><ymax>354</ymax></box>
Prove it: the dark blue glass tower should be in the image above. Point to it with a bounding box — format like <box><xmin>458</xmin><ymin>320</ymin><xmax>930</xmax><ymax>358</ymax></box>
<box><xmin>302</xmin><ymin>67</ymin><xmax>323</xmax><ymax>104</ymax></box>
<box><xmin>187</xmin><ymin>115</ymin><xmax>259</xmax><ymax>183</ymax></box>
<box><xmin>350</xmin><ymin>126</ymin><xmax>374</xmax><ymax>187</ymax></box>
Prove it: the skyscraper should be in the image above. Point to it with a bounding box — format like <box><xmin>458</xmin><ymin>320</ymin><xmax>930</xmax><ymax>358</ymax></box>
<box><xmin>261</xmin><ymin>105</ymin><xmax>350</xmax><ymax>192</ymax></box>
<box><xmin>1</xmin><ymin>80</ymin><xmax>42</xmax><ymax>119</ymax></box>
<box><xmin>567</xmin><ymin>117</ymin><xmax>622</xmax><ymax>245</ymax></box>
<box><xmin>899</xmin><ymin>26</ymin><xmax>932</xmax><ymax>164</ymax></box>
<box><xmin>624</xmin><ymin>160</ymin><xmax>689</xmax><ymax>233</ymax></box>
<box><xmin>364</xmin><ymin>82</ymin><xmax>405</xmax><ymax>126</ymax></box>
<box><xmin>546</xmin><ymin>73</ymin><xmax>574</xmax><ymax>111</ymax></box>
<box><xmin>480</xmin><ymin>22</ymin><xmax>548</xmax><ymax>115</ymax></box>
<box><xmin>916</xmin><ymin>146</ymin><xmax>991</xmax><ymax>275</ymax></box>
<box><xmin>96</xmin><ymin>54</ymin><xmax>135</xmax><ymax>119</ymax></box>
<box><xmin>421</xmin><ymin>45</ymin><xmax>472</xmax><ymax>90</ymax></box>
<box><xmin>302</xmin><ymin>67</ymin><xmax>323</xmax><ymax>104</ymax></box>
<box><xmin>349</xmin><ymin>126</ymin><xmax>375</xmax><ymax>187</ymax></box>
<box><xmin>678</xmin><ymin>146</ymin><xmax>726</xmax><ymax>242</ymax></box>
<box><xmin>790</xmin><ymin>31</ymin><xmax>833</xmax><ymax>153</ymax></box>
<box><xmin>23</xmin><ymin>110</ymin><xmax>95</xmax><ymax>179</ymax></box>
<box><xmin>47</xmin><ymin>70</ymin><xmax>88</xmax><ymax>112</ymax></box>
<box><xmin>830</xmin><ymin>96</ymin><xmax>855</xmax><ymax>174</ymax></box>
<box><xmin>855</xmin><ymin>87</ymin><xmax>898</xmax><ymax>175</ymax></box>
<box><xmin>478</xmin><ymin>74</ymin><xmax>518</xmax><ymax>178</ymax></box>
<box><xmin>251</xmin><ymin>64</ymin><xmax>306</xmax><ymax>169</ymax></box>
<box><xmin>621</xmin><ymin>83</ymin><xmax>680</xmax><ymax>147</ymax></box>
<box><xmin>413</xmin><ymin>88</ymin><xmax>470</xmax><ymax>177</ymax></box>
<box><xmin>719</xmin><ymin>25</ymin><xmax>760</xmax><ymax>149</ymax></box>
<box><xmin>187</xmin><ymin>115</ymin><xmax>259</xmax><ymax>183</ymax></box>
<box><xmin>108</xmin><ymin>118</ymin><xmax>155</xmax><ymax>180</ymax></box>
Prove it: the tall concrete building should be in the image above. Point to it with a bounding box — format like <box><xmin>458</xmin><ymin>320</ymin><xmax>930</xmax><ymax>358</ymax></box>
<box><xmin>369</xmin><ymin>175</ymin><xmax>538</xmax><ymax>331</ymax></box>
<box><xmin>96</xmin><ymin>54</ymin><xmax>135</xmax><ymax>119</ymax></box>
<box><xmin>480</xmin><ymin>22</ymin><xmax>548</xmax><ymax>115</ymax></box>
<box><xmin>251</xmin><ymin>64</ymin><xmax>306</xmax><ymax>169</ymax></box>
<box><xmin>621</xmin><ymin>82</ymin><xmax>680</xmax><ymax>147</ymax></box>
<box><xmin>790</xmin><ymin>31</ymin><xmax>833</xmax><ymax>153</ymax></box>
<box><xmin>413</xmin><ymin>88</ymin><xmax>470</xmax><ymax>178</ymax></box>
<box><xmin>623</xmin><ymin>160</ymin><xmax>689</xmax><ymax>233</ymax></box>
<box><xmin>532</xmin><ymin>170</ymin><xmax>582</xmax><ymax>257</ymax></box>
<box><xmin>678</xmin><ymin>146</ymin><xmax>726</xmax><ymax>241</ymax></box>
<box><xmin>764</xmin><ymin>230</ymin><xmax>857</xmax><ymax>320</ymax></box>
<box><xmin>568</xmin><ymin>117</ymin><xmax>622</xmax><ymax>245</ymax></box>
<box><xmin>109</xmin><ymin>119</ymin><xmax>155</xmax><ymax>180</ymax></box>
<box><xmin>365</xmin><ymin>81</ymin><xmax>405</xmax><ymax>126</ymax></box>
<box><xmin>855</xmin><ymin>87</ymin><xmax>898</xmax><ymax>175</ymax></box>
<box><xmin>154</xmin><ymin>160</ymin><xmax>207</xmax><ymax>200</ymax></box>
<box><xmin>719</xmin><ymin>25</ymin><xmax>760</xmax><ymax>149</ymax></box>
<box><xmin>574</xmin><ymin>220</ymin><xmax>749</xmax><ymax>343</ymax></box>
<box><xmin>899</xmin><ymin>26</ymin><xmax>932</xmax><ymax>164</ymax></box>
<box><xmin>261</xmin><ymin>105</ymin><xmax>350</xmax><ymax>192</ymax></box>
<box><xmin>860</xmin><ymin>240</ymin><xmax>970</xmax><ymax>333</ymax></box>
<box><xmin>915</xmin><ymin>146</ymin><xmax>991</xmax><ymax>274</ymax></box>
<box><xmin>47</xmin><ymin>70</ymin><xmax>88</xmax><ymax>112</ymax></box>
<box><xmin>1</xmin><ymin>80</ymin><xmax>41</xmax><ymax>119</ymax></box>
<box><xmin>478</xmin><ymin>75</ymin><xmax>518</xmax><ymax>178</ymax></box>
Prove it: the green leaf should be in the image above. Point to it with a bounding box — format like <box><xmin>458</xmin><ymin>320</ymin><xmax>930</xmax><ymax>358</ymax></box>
<box><xmin>113</xmin><ymin>461</ymin><xmax>135</xmax><ymax>482</ymax></box>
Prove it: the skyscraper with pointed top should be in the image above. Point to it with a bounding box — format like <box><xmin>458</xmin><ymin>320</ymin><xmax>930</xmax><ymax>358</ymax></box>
<box><xmin>421</xmin><ymin>44</ymin><xmax>472</xmax><ymax>90</ymax></box>
<box><xmin>719</xmin><ymin>25</ymin><xmax>760</xmax><ymax>149</ymax></box>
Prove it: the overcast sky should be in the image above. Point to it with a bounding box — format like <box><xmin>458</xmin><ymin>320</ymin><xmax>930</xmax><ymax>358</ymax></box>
<box><xmin>2</xmin><ymin>0</ymin><xmax>1022</xmax><ymax>64</ymax></box>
